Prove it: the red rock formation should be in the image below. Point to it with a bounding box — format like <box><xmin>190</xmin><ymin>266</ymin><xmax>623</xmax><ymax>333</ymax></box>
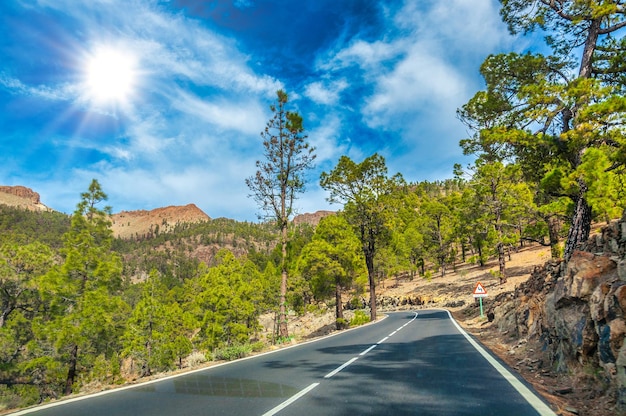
<box><xmin>110</xmin><ymin>203</ymin><xmax>210</xmax><ymax>239</ymax></box>
<box><xmin>0</xmin><ymin>185</ymin><xmax>50</xmax><ymax>211</ymax></box>
<box><xmin>0</xmin><ymin>185</ymin><xmax>41</xmax><ymax>204</ymax></box>
<box><xmin>292</xmin><ymin>210</ymin><xmax>335</xmax><ymax>226</ymax></box>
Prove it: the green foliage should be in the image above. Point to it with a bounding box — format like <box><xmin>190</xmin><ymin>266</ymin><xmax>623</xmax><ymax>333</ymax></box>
<box><xmin>0</xmin><ymin>205</ymin><xmax>70</xmax><ymax>248</ymax></box>
<box><xmin>184</xmin><ymin>249</ymin><xmax>267</xmax><ymax>351</ymax></box>
<box><xmin>460</xmin><ymin>1</ymin><xmax>626</xmax><ymax>260</ymax></box>
<box><xmin>335</xmin><ymin>318</ymin><xmax>348</xmax><ymax>330</ymax></box>
<box><xmin>212</xmin><ymin>344</ymin><xmax>252</xmax><ymax>361</ymax></box>
<box><xmin>34</xmin><ymin>180</ymin><xmax>130</xmax><ymax>396</ymax></box>
<box><xmin>122</xmin><ymin>270</ymin><xmax>193</xmax><ymax>375</ymax></box>
<box><xmin>211</xmin><ymin>342</ymin><xmax>264</xmax><ymax>361</ymax></box>
<box><xmin>320</xmin><ymin>154</ymin><xmax>405</xmax><ymax>321</ymax></box>
<box><xmin>246</xmin><ymin>90</ymin><xmax>317</xmax><ymax>339</ymax></box>
<box><xmin>349</xmin><ymin>310</ymin><xmax>370</xmax><ymax>327</ymax></box>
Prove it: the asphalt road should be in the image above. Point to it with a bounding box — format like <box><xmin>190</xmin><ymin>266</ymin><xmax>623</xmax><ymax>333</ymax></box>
<box><xmin>13</xmin><ymin>310</ymin><xmax>556</xmax><ymax>416</ymax></box>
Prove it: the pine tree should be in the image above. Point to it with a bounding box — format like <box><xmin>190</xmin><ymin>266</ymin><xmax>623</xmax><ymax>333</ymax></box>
<box><xmin>246</xmin><ymin>90</ymin><xmax>316</xmax><ymax>338</ymax></box>
<box><xmin>36</xmin><ymin>179</ymin><xmax>129</xmax><ymax>395</ymax></box>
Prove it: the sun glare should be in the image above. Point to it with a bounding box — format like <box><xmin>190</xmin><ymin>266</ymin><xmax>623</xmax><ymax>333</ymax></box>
<box><xmin>84</xmin><ymin>46</ymin><xmax>137</xmax><ymax>105</ymax></box>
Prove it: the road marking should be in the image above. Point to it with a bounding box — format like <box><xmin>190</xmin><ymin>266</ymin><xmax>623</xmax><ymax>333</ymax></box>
<box><xmin>261</xmin><ymin>382</ymin><xmax>320</xmax><ymax>416</ymax></box>
<box><xmin>444</xmin><ymin>310</ymin><xmax>556</xmax><ymax>416</ymax></box>
<box><xmin>262</xmin><ymin>312</ymin><xmax>420</xmax><ymax>415</ymax></box>
<box><xmin>324</xmin><ymin>357</ymin><xmax>359</xmax><ymax>379</ymax></box>
<box><xmin>360</xmin><ymin>345</ymin><xmax>377</xmax><ymax>356</ymax></box>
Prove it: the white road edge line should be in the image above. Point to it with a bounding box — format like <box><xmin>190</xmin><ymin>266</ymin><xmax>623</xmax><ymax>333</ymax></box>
<box><xmin>360</xmin><ymin>345</ymin><xmax>377</xmax><ymax>356</ymax></box>
<box><xmin>12</xmin><ymin>316</ymin><xmax>391</xmax><ymax>415</ymax></box>
<box><xmin>377</xmin><ymin>336</ymin><xmax>389</xmax><ymax>344</ymax></box>
<box><xmin>444</xmin><ymin>310</ymin><xmax>556</xmax><ymax>416</ymax></box>
<box><xmin>261</xmin><ymin>382</ymin><xmax>320</xmax><ymax>416</ymax></box>
<box><xmin>324</xmin><ymin>357</ymin><xmax>359</xmax><ymax>379</ymax></box>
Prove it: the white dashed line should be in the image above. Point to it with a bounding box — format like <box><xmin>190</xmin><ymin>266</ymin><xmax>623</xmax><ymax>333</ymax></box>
<box><xmin>324</xmin><ymin>357</ymin><xmax>359</xmax><ymax>379</ymax></box>
<box><xmin>377</xmin><ymin>336</ymin><xmax>389</xmax><ymax>344</ymax></box>
<box><xmin>264</xmin><ymin>312</ymin><xmax>420</xmax><ymax>415</ymax></box>
<box><xmin>262</xmin><ymin>383</ymin><xmax>320</xmax><ymax>416</ymax></box>
<box><xmin>360</xmin><ymin>345</ymin><xmax>377</xmax><ymax>356</ymax></box>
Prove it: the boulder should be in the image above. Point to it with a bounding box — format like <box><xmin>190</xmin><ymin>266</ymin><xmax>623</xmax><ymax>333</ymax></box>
<box><xmin>554</xmin><ymin>251</ymin><xmax>617</xmax><ymax>307</ymax></box>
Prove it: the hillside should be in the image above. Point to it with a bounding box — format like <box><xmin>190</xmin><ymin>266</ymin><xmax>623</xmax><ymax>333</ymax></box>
<box><xmin>110</xmin><ymin>204</ymin><xmax>211</xmax><ymax>239</ymax></box>
<box><xmin>0</xmin><ymin>186</ymin><xmax>51</xmax><ymax>212</ymax></box>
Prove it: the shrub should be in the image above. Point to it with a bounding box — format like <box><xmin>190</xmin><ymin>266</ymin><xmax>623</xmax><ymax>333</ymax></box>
<box><xmin>336</xmin><ymin>318</ymin><xmax>348</xmax><ymax>329</ymax></box>
<box><xmin>350</xmin><ymin>310</ymin><xmax>370</xmax><ymax>327</ymax></box>
<box><xmin>212</xmin><ymin>344</ymin><xmax>252</xmax><ymax>361</ymax></box>
<box><xmin>186</xmin><ymin>351</ymin><xmax>207</xmax><ymax>368</ymax></box>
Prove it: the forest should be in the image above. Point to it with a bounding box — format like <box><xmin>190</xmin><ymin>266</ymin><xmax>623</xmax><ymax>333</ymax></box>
<box><xmin>2</xmin><ymin>0</ymin><xmax>625</xmax><ymax>411</ymax></box>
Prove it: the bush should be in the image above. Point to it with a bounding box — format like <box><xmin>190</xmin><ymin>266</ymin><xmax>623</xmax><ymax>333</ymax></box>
<box><xmin>212</xmin><ymin>344</ymin><xmax>252</xmax><ymax>361</ymax></box>
<box><xmin>350</xmin><ymin>310</ymin><xmax>370</xmax><ymax>327</ymax></box>
<box><xmin>250</xmin><ymin>341</ymin><xmax>265</xmax><ymax>352</ymax></box>
<box><xmin>336</xmin><ymin>318</ymin><xmax>348</xmax><ymax>330</ymax></box>
<box><xmin>186</xmin><ymin>351</ymin><xmax>207</xmax><ymax>367</ymax></box>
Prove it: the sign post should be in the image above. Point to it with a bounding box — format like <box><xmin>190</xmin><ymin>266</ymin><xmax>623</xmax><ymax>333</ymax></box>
<box><xmin>472</xmin><ymin>282</ymin><xmax>488</xmax><ymax>318</ymax></box>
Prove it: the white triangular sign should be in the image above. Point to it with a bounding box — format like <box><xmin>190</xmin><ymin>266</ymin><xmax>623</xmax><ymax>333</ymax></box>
<box><xmin>473</xmin><ymin>282</ymin><xmax>487</xmax><ymax>295</ymax></box>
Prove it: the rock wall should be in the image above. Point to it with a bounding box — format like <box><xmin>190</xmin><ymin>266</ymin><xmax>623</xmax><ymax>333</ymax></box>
<box><xmin>0</xmin><ymin>185</ymin><xmax>41</xmax><ymax>203</ymax></box>
<box><xmin>110</xmin><ymin>203</ymin><xmax>210</xmax><ymax>239</ymax></box>
<box><xmin>0</xmin><ymin>185</ymin><xmax>50</xmax><ymax>211</ymax></box>
<box><xmin>490</xmin><ymin>215</ymin><xmax>626</xmax><ymax>411</ymax></box>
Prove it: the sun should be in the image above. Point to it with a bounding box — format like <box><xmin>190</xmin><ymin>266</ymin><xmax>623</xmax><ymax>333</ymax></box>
<box><xmin>83</xmin><ymin>46</ymin><xmax>137</xmax><ymax>105</ymax></box>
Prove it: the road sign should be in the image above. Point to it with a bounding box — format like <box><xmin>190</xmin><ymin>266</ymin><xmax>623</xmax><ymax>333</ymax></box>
<box><xmin>473</xmin><ymin>282</ymin><xmax>488</xmax><ymax>318</ymax></box>
<box><xmin>473</xmin><ymin>281</ymin><xmax>488</xmax><ymax>298</ymax></box>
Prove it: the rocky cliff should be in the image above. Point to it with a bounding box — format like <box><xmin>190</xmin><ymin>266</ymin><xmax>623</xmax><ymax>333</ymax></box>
<box><xmin>0</xmin><ymin>185</ymin><xmax>50</xmax><ymax>211</ymax></box>
<box><xmin>489</xmin><ymin>214</ymin><xmax>626</xmax><ymax>413</ymax></box>
<box><xmin>110</xmin><ymin>204</ymin><xmax>210</xmax><ymax>239</ymax></box>
<box><xmin>292</xmin><ymin>210</ymin><xmax>335</xmax><ymax>226</ymax></box>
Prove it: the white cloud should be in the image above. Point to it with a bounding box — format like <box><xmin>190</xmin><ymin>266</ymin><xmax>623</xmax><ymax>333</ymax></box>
<box><xmin>363</xmin><ymin>40</ymin><xmax>468</xmax><ymax>129</ymax></box>
<box><xmin>395</xmin><ymin>0</ymin><xmax>508</xmax><ymax>52</ymax></box>
<box><xmin>319</xmin><ymin>39</ymin><xmax>404</xmax><ymax>75</ymax></box>
<box><xmin>304</xmin><ymin>79</ymin><xmax>348</xmax><ymax>105</ymax></box>
<box><xmin>0</xmin><ymin>73</ymin><xmax>77</xmax><ymax>101</ymax></box>
<box><xmin>172</xmin><ymin>90</ymin><xmax>267</xmax><ymax>135</ymax></box>
<box><xmin>307</xmin><ymin>115</ymin><xmax>348</xmax><ymax>162</ymax></box>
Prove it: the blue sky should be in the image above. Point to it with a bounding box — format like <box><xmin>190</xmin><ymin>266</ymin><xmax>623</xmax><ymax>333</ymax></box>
<box><xmin>0</xmin><ymin>0</ymin><xmax>524</xmax><ymax>221</ymax></box>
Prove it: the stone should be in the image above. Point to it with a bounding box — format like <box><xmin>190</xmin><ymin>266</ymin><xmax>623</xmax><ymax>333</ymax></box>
<box><xmin>610</xmin><ymin>319</ymin><xmax>626</xmax><ymax>357</ymax></box>
<box><xmin>617</xmin><ymin>285</ymin><xmax>626</xmax><ymax>315</ymax></box>
<box><xmin>619</xmin><ymin>259</ymin><xmax>626</xmax><ymax>282</ymax></box>
<box><xmin>616</xmin><ymin>339</ymin><xmax>626</xmax><ymax>411</ymax></box>
<box><xmin>562</xmin><ymin>251</ymin><xmax>617</xmax><ymax>301</ymax></box>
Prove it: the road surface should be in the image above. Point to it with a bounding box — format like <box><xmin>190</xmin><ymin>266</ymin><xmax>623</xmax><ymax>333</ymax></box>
<box><xmin>12</xmin><ymin>310</ymin><xmax>556</xmax><ymax>416</ymax></box>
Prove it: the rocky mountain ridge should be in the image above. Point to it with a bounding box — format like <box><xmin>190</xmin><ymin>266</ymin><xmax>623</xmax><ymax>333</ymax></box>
<box><xmin>0</xmin><ymin>185</ymin><xmax>333</xmax><ymax>239</ymax></box>
<box><xmin>110</xmin><ymin>204</ymin><xmax>210</xmax><ymax>239</ymax></box>
<box><xmin>0</xmin><ymin>186</ymin><xmax>50</xmax><ymax>212</ymax></box>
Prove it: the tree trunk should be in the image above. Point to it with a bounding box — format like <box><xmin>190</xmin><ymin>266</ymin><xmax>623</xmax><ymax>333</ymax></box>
<box><xmin>335</xmin><ymin>282</ymin><xmax>344</xmax><ymax>330</ymax></box>
<box><xmin>64</xmin><ymin>344</ymin><xmax>78</xmax><ymax>395</ymax></box>
<box><xmin>564</xmin><ymin>184</ymin><xmax>592</xmax><ymax>262</ymax></box>
<box><xmin>497</xmin><ymin>241</ymin><xmax>507</xmax><ymax>284</ymax></box>
<box><xmin>547</xmin><ymin>215</ymin><xmax>561</xmax><ymax>259</ymax></box>
<box><xmin>278</xmin><ymin>224</ymin><xmax>288</xmax><ymax>338</ymax></box>
<box><xmin>579</xmin><ymin>18</ymin><xmax>600</xmax><ymax>79</ymax></box>
<box><xmin>365</xmin><ymin>247</ymin><xmax>376</xmax><ymax>322</ymax></box>
<box><xmin>476</xmin><ymin>239</ymin><xmax>485</xmax><ymax>267</ymax></box>
<box><xmin>0</xmin><ymin>305</ymin><xmax>14</xmax><ymax>329</ymax></box>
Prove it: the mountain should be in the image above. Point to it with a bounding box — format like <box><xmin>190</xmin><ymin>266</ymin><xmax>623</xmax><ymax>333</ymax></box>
<box><xmin>292</xmin><ymin>210</ymin><xmax>335</xmax><ymax>226</ymax></box>
<box><xmin>0</xmin><ymin>184</ymin><xmax>332</xmax><ymax>239</ymax></box>
<box><xmin>0</xmin><ymin>185</ymin><xmax>51</xmax><ymax>212</ymax></box>
<box><xmin>110</xmin><ymin>204</ymin><xmax>210</xmax><ymax>239</ymax></box>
